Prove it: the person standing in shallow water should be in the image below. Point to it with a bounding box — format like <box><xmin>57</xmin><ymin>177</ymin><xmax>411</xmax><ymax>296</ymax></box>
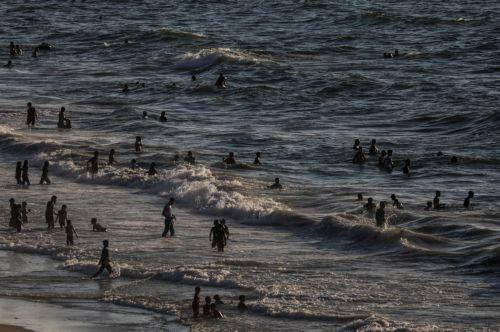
<box><xmin>15</xmin><ymin>161</ymin><xmax>22</xmax><ymax>184</ymax></box>
<box><xmin>162</xmin><ymin>197</ymin><xmax>176</xmax><ymax>237</ymax></box>
<box><xmin>108</xmin><ymin>149</ymin><xmax>115</xmax><ymax>165</ymax></box>
<box><xmin>46</xmin><ymin>195</ymin><xmax>57</xmax><ymax>231</ymax></box>
<box><xmin>375</xmin><ymin>201</ymin><xmax>386</xmax><ymax>228</ymax></box>
<box><xmin>135</xmin><ymin>136</ymin><xmax>143</xmax><ymax>152</ymax></box>
<box><xmin>87</xmin><ymin>151</ymin><xmax>99</xmax><ymax>175</ymax></box>
<box><xmin>192</xmin><ymin>286</ymin><xmax>201</xmax><ymax>318</ymax></box>
<box><xmin>463</xmin><ymin>191</ymin><xmax>474</xmax><ymax>209</ymax></box>
<box><xmin>91</xmin><ymin>240</ymin><xmax>114</xmax><ymax>278</ymax></box>
<box><xmin>21</xmin><ymin>160</ymin><xmax>30</xmax><ymax>186</ymax></box>
<box><xmin>40</xmin><ymin>160</ymin><xmax>51</xmax><ymax>184</ymax></box>
<box><xmin>26</xmin><ymin>102</ymin><xmax>38</xmax><ymax>127</ymax></box>
<box><xmin>65</xmin><ymin>220</ymin><xmax>78</xmax><ymax>245</ymax></box>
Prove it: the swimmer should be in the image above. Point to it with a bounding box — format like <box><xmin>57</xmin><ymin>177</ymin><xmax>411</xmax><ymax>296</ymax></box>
<box><xmin>403</xmin><ymin>159</ymin><xmax>411</xmax><ymax>175</ymax></box>
<box><xmin>130</xmin><ymin>158</ymin><xmax>138</xmax><ymax>169</ymax></box>
<box><xmin>375</xmin><ymin>201</ymin><xmax>386</xmax><ymax>228</ymax></box>
<box><xmin>433</xmin><ymin>191</ymin><xmax>445</xmax><ymax>209</ymax></box>
<box><xmin>87</xmin><ymin>151</ymin><xmax>99</xmax><ymax>175</ymax></box>
<box><xmin>40</xmin><ymin>161</ymin><xmax>51</xmax><ymax>184</ymax></box>
<box><xmin>210</xmin><ymin>303</ymin><xmax>224</xmax><ymax>319</ymax></box>
<box><xmin>91</xmin><ymin>218</ymin><xmax>107</xmax><ymax>232</ymax></box>
<box><xmin>364</xmin><ymin>197</ymin><xmax>376</xmax><ymax>212</ymax></box>
<box><xmin>215</xmin><ymin>73</ymin><xmax>226</xmax><ymax>88</ymax></box>
<box><xmin>357</xmin><ymin>193</ymin><xmax>363</xmax><ymax>201</ymax></box>
<box><xmin>91</xmin><ymin>240</ymin><xmax>114</xmax><ymax>278</ymax></box>
<box><xmin>352</xmin><ymin>147</ymin><xmax>367</xmax><ymax>163</ymax></box>
<box><xmin>378</xmin><ymin>150</ymin><xmax>387</xmax><ymax>167</ymax></box>
<box><xmin>203</xmin><ymin>296</ymin><xmax>212</xmax><ymax>316</ymax></box>
<box><xmin>142</xmin><ymin>111</ymin><xmax>148</xmax><ymax>119</ymax></box>
<box><xmin>237</xmin><ymin>295</ymin><xmax>247</xmax><ymax>310</ymax></box>
<box><xmin>55</xmin><ymin>204</ymin><xmax>68</xmax><ymax>228</ymax></box>
<box><xmin>147</xmin><ymin>162</ymin><xmax>157</xmax><ymax>176</ymax></box>
<box><xmin>173</xmin><ymin>154</ymin><xmax>180</xmax><ymax>163</ymax></box>
<box><xmin>4</xmin><ymin>60</ymin><xmax>13</xmax><ymax>68</ymax></box>
<box><xmin>135</xmin><ymin>136</ymin><xmax>143</xmax><ymax>152</ymax></box>
<box><xmin>223</xmin><ymin>152</ymin><xmax>236</xmax><ymax>165</ymax></box>
<box><xmin>108</xmin><ymin>149</ymin><xmax>115</xmax><ymax>165</ymax></box>
<box><xmin>425</xmin><ymin>201</ymin><xmax>432</xmax><ymax>211</ymax></box>
<box><xmin>26</xmin><ymin>102</ymin><xmax>38</xmax><ymax>127</ymax></box>
<box><xmin>390</xmin><ymin>194</ymin><xmax>397</xmax><ymax>205</ymax></box>
<box><xmin>65</xmin><ymin>220</ymin><xmax>78</xmax><ymax>245</ymax></box>
<box><xmin>184</xmin><ymin>151</ymin><xmax>195</xmax><ymax>165</ymax></box>
<box><xmin>394</xmin><ymin>49</ymin><xmax>400</xmax><ymax>57</ymax></box>
<box><xmin>192</xmin><ymin>286</ymin><xmax>201</xmax><ymax>318</ymax></box>
<box><xmin>269</xmin><ymin>177</ymin><xmax>283</xmax><ymax>190</ymax></box>
<box><xmin>384</xmin><ymin>150</ymin><xmax>394</xmax><ymax>171</ymax></box>
<box><xmin>463</xmin><ymin>191</ymin><xmax>474</xmax><ymax>209</ymax></box>
<box><xmin>353</xmin><ymin>139</ymin><xmax>360</xmax><ymax>150</ymax></box>
<box><xmin>191</xmin><ymin>75</ymin><xmax>196</xmax><ymax>81</ymax></box>
<box><xmin>122</xmin><ymin>84</ymin><xmax>129</xmax><ymax>93</ymax></box>
<box><xmin>9</xmin><ymin>42</ymin><xmax>15</xmax><ymax>54</ymax></box>
<box><xmin>159</xmin><ymin>111</ymin><xmax>167</xmax><ymax>123</ymax></box>
<box><xmin>21</xmin><ymin>160</ymin><xmax>30</xmax><ymax>186</ymax></box>
<box><xmin>15</xmin><ymin>161</ymin><xmax>22</xmax><ymax>184</ymax></box>
<box><xmin>254</xmin><ymin>152</ymin><xmax>262</xmax><ymax>165</ymax></box>
<box><xmin>15</xmin><ymin>45</ymin><xmax>22</xmax><ymax>55</ymax></box>
<box><xmin>450</xmin><ymin>156</ymin><xmax>458</xmax><ymax>163</ymax></box>
<box><xmin>369</xmin><ymin>139</ymin><xmax>379</xmax><ymax>155</ymax></box>
<box><xmin>45</xmin><ymin>195</ymin><xmax>57</xmax><ymax>230</ymax></box>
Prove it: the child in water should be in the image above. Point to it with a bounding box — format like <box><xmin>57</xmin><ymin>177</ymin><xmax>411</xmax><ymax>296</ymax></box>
<box><xmin>65</xmin><ymin>220</ymin><xmax>78</xmax><ymax>245</ymax></box>
<box><xmin>55</xmin><ymin>204</ymin><xmax>68</xmax><ymax>228</ymax></box>
<box><xmin>203</xmin><ymin>296</ymin><xmax>212</xmax><ymax>316</ymax></box>
<box><xmin>91</xmin><ymin>218</ymin><xmax>107</xmax><ymax>232</ymax></box>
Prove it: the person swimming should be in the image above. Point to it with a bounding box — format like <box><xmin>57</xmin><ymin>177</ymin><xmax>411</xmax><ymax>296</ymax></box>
<box><xmin>108</xmin><ymin>149</ymin><xmax>115</xmax><ymax>165</ymax></box>
<box><xmin>215</xmin><ymin>73</ymin><xmax>227</xmax><ymax>88</ymax></box>
<box><xmin>213</xmin><ymin>295</ymin><xmax>223</xmax><ymax>305</ymax></box>
<box><xmin>375</xmin><ymin>201</ymin><xmax>386</xmax><ymax>228</ymax></box>
<box><xmin>433</xmin><ymin>191</ymin><xmax>445</xmax><ymax>209</ymax></box>
<box><xmin>147</xmin><ymin>162</ymin><xmax>157</xmax><ymax>176</ymax></box>
<box><xmin>463</xmin><ymin>191</ymin><xmax>474</xmax><ymax>209</ymax></box>
<box><xmin>87</xmin><ymin>151</ymin><xmax>99</xmax><ymax>175</ymax></box>
<box><xmin>425</xmin><ymin>201</ymin><xmax>432</xmax><ymax>211</ymax></box>
<box><xmin>203</xmin><ymin>296</ymin><xmax>212</xmax><ymax>316</ymax></box>
<box><xmin>254</xmin><ymin>152</ymin><xmax>262</xmax><ymax>165</ymax></box>
<box><xmin>269</xmin><ymin>177</ymin><xmax>283</xmax><ymax>189</ymax></box>
<box><xmin>9</xmin><ymin>42</ymin><xmax>15</xmax><ymax>55</ymax></box>
<box><xmin>393</xmin><ymin>49</ymin><xmax>400</xmax><ymax>57</ymax></box>
<box><xmin>135</xmin><ymin>136</ymin><xmax>143</xmax><ymax>152</ymax></box>
<box><xmin>159</xmin><ymin>111</ymin><xmax>167</xmax><ymax>123</ymax></box>
<box><xmin>364</xmin><ymin>197</ymin><xmax>376</xmax><ymax>212</ymax></box>
<box><xmin>122</xmin><ymin>84</ymin><xmax>129</xmax><ymax>93</ymax></box>
<box><xmin>369</xmin><ymin>139</ymin><xmax>379</xmax><ymax>155</ymax></box>
<box><xmin>352</xmin><ymin>139</ymin><xmax>361</xmax><ymax>150</ymax></box>
<box><xmin>142</xmin><ymin>111</ymin><xmax>148</xmax><ymax>119</ymax></box>
<box><xmin>15</xmin><ymin>45</ymin><xmax>22</xmax><ymax>55</ymax></box>
<box><xmin>191</xmin><ymin>75</ymin><xmax>197</xmax><ymax>81</ymax></box>
<box><xmin>184</xmin><ymin>151</ymin><xmax>195</xmax><ymax>165</ymax></box>
<box><xmin>91</xmin><ymin>218</ymin><xmax>107</xmax><ymax>232</ymax></box>
<box><xmin>55</xmin><ymin>204</ymin><xmax>68</xmax><ymax>228</ymax></box>
<box><xmin>450</xmin><ymin>156</ymin><xmax>458</xmax><ymax>163</ymax></box>
<box><xmin>40</xmin><ymin>161</ymin><xmax>51</xmax><ymax>184</ymax></box>
<box><xmin>57</xmin><ymin>107</ymin><xmax>66</xmax><ymax>128</ymax></box>
<box><xmin>223</xmin><ymin>152</ymin><xmax>236</xmax><ymax>165</ymax></box>
<box><xmin>352</xmin><ymin>147</ymin><xmax>367</xmax><ymax>163</ymax></box>
<box><xmin>210</xmin><ymin>303</ymin><xmax>224</xmax><ymax>319</ymax></box>
<box><xmin>26</xmin><ymin>102</ymin><xmax>38</xmax><ymax>127</ymax></box>
<box><xmin>403</xmin><ymin>159</ymin><xmax>411</xmax><ymax>175</ymax></box>
<box><xmin>4</xmin><ymin>60</ymin><xmax>13</xmax><ymax>68</ymax></box>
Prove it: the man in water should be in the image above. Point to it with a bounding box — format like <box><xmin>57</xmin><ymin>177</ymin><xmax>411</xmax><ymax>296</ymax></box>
<box><xmin>463</xmin><ymin>191</ymin><xmax>474</xmax><ymax>209</ymax></box>
<box><xmin>87</xmin><ymin>151</ymin><xmax>99</xmax><ymax>175</ymax></box>
<box><xmin>215</xmin><ymin>73</ymin><xmax>226</xmax><ymax>88</ymax></box>
<box><xmin>254</xmin><ymin>152</ymin><xmax>262</xmax><ymax>165</ymax></box>
<box><xmin>403</xmin><ymin>159</ymin><xmax>411</xmax><ymax>175</ymax></box>
<box><xmin>384</xmin><ymin>150</ymin><xmax>394</xmax><ymax>171</ymax></box>
<box><xmin>45</xmin><ymin>195</ymin><xmax>57</xmax><ymax>230</ymax></box>
<box><xmin>147</xmin><ymin>162</ymin><xmax>157</xmax><ymax>176</ymax></box>
<box><xmin>4</xmin><ymin>60</ymin><xmax>13</xmax><ymax>68</ymax></box>
<box><xmin>223</xmin><ymin>152</ymin><xmax>236</xmax><ymax>165</ymax></box>
<box><xmin>65</xmin><ymin>220</ymin><xmax>78</xmax><ymax>245</ymax></box>
<box><xmin>162</xmin><ymin>197</ymin><xmax>176</xmax><ymax>237</ymax></box>
<box><xmin>26</xmin><ymin>102</ymin><xmax>38</xmax><ymax>127</ymax></box>
<box><xmin>58</xmin><ymin>107</ymin><xmax>66</xmax><ymax>128</ymax></box>
<box><xmin>130</xmin><ymin>158</ymin><xmax>138</xmax><ymax>169</ymax></box>
<box><xmin>40</xmin><ymin>160</ymin><xmax>51</xmax><ymax>184</ymax></box>
<box><xmin>135</xmin><ymin>136</ymin><xmax>143</xmax><ymax>152</ymax></box>
<box><xmin>91</xmin><ymin>240</ymin><xmax>114</xmax><ymax>278</ymax></box>
<box><xmin>375</xmin><ymin>201</ymin><xmax>386</xmax><ymax>228</ymax></box>
<box><xmin>352</xmin><ymin>147</ymin><xmax>367</xmax><ymax>163</ymax></box>
<box><xmin>433</xmin><ymin>191</ymin><xmax>444</xmax><ymax>209</ymax></box>
<box><xmin>357</xmin><ymin>193</ymin><xmax>363</xmax><ymax>201</ymax></box>
<box><xmin>378</xmin><ymin>150</ymin><xmax>387</xmax><ymax>167</ymax></box>
<box><xmin>209</xmin><ymin>220</ymin><xmax>227</xmax><ymax>252</ymax></box>
<box><xmin>269</xmin><ymin>177</ymin><xmax>283</xmax><ymax>190</ymax></box>
<box><xmin>352</xmin><ymin>139</ymin><xmax>361</xmax><ymax>150</ymax></box>
<box><xmin>122</xmin><ymin>84</ymin><xmax>129</xmax><ymax>93</ymax></box>
<box><xmin>159</xmin><ymin>111</ymin><xmax>167</xmax><ymax>123</ymax></box>
<box><xmin>184</xmin><ymin>151</ymin><xmax>195</xmax><ymax>165</ymax></box>
<box><xmin>369</xmin><ymin>139</ymin><xmax>379</xmax><ymax>155</ymax></box>
<box><xmin>364</xmin><ymin>197</ymin><xmax>376</xmax><ymax>212</ymax></box>
<box><xmin>91</xmin><ymin>218</ymin><xmax>107</xmax><ymax>232</ymax></box>
<box><xmin>220</xmin><ymin>219</ymin><xmax>229</xmax><ymax>240</ymax></box>
<box><xmin>21</xmin><ymin>160</ymin><xmax>30</xmax><ymax>186</ymax></box>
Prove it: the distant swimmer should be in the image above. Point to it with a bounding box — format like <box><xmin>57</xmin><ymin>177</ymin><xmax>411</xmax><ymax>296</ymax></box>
<box><xmin>383</xmin><ymin>53</ymin><xmax>392</xmax><ymax>58</ymax></box>
<box><xmin>26</xmin><ymin>102</ymin><xmax>38</xmax><ymax>127</ymax></box>
<box><xmin>383</xmin><ymin>150</ymin><xmax>394</xmax><ymax>171</ymax></box>
<box><xmin>463</xmin><ymin>191</ymin><xmax>474</xmax><ymax>209</ymax></box>
<box><xmin>40</xmin><ymin>160</ymin><xmax>51</xmax><ymax>184</ymax></box>
<box><xmin>65</xmin><ymin>220</ymin><xmax>78</xmax><ymax>245</ymax></box>
<box><xmin>192</xmin><ymin>286</ymin><xmax>201</xmax><ymax>318</ymax></box>
<box><xmin>147</xmin><ymin>162</ymin><xmax>157</xmax><ymax>176</ymax></box>
<box><xmin>173</xmin><ymin>154</ymin><xmax>180</xmax><ymax>163</ymax></box>
<box><xmin>91</xmin><ymin>240</ymin><xmax>114</xmax><ymax>278</ymax></box>
<box><xmin>142</xmin><ymin>111</ymin><xmax>148</xmax><ymax>119</ymax></box>
<box><xmin>162</xmin><ymin>197</ymin><xmax>176</xmax><ymax>237</ymax></box>
<box><xmin>390</xmin><ymin>194</ymin><xmax>404</xmax><ymax>209</ymax></box>
<box><xmin>203</xmin><ymin>296</ymin><xmax>212</xmax><ymax>316</ymax></box>
<box><xmin>364</xmin><ymin>197</ymin><xmax>376</xmax><ymax>212</ymax></box>
<box><xmin>159</xmin><ymin>111</ymin><xmax>167</xmax><ymax>123</ymax></box>
<box><xmin>237</xmin><ymin>295</ymin><xmax>247</xmax><ymax>310</ymax></box>
<box><xmin>378</xmin><ymin>150</ymin><xmax>387</xmax><ymax>167</ymax></box>
<box><xmin>433</xmin><ymin>191</ymin><xmax>445</xmax><ymax>209</ymax></box>
<box><xmin>15</xmin><ymin>45</ymin><xmax>22</xmax><ymax>55</ymax></box>
<box><xmin>15</xmin><ymin>161</ymin><xmax>22</xmax><ymax>184</ymax></box>
<box><xmin>394</xmin><ymin>49</ymin><xmax>400</xmax><ymax>57</ymax></box>
<box><xmin>425</xmin><ymin>201</ymin><xmax>432</xmax><ymax>211</ymax></box>
<box><xmin>108</xmin><ymin>149</ymin><xmax>115</xmax><ymax>165</ymax></box>
<box><xmin>215</xmin><ymin>73</ymin><xmax>227</xmax><ymax>88</ymax></box>
<box><xmin>21</xmin><ymin>160</ymin><xmax>30</xmax><ymax>186</ymax></box>
<box><xmin>87</xmin><ymin>151</ymin><xmax>99</xmax><ymax>175</ymax></box>
<box><xmin>223</xmin><ymin>152</ymin><xmax>236</xmax><ymax>165</ymax></box>
<box><xmin>130</xmin><ymin>158</ymin><xmax>138</xmax><ymax>169</ymax></box>
<box><xmin>55</xmin><ymin>204</ymin><xmax>68</xmax><ymax>228</ymax></box>
<box><xmin>353</xmin><ymin>139</ymin><xmax>361</xmax><ymax>150</ymax></box>
<box><xmin>122</xmin><ymin>84</ymin><xmax>129</xmax><ymax>93</ymax></box>
<box><xmin>254</xmin><ymin>152</ymin><xmax>262</xmax><ymax>165</ymax></box>
<box><xmin>191</xmin><ymin>75</ymin><xmax>197</xmax><ymax>81</ymax></box>
<box><xmin>375</xmin><ymin>201</ymin><xmax>386</xmax><ymax>228</ymax></box>
<box><xmin>450</xmin><ymin>156</ymin><xmax>458</xmax><ymax>164</ymax></box>
<box><xmin>4</xmin><ymin>60</ymin><xmax>13</xmax><ymax>68</ymax></box>
<box><xmin>36</xmin><ymin>42</ymin><xmax>54</xmax><ymax>51</ymax></box>
<box><xmin>403</xmin><ymin>159</ymin><xmax>411</xmax><ymax>175</ymax></box>
<box><xmin>91</xmin><ymin>218</ymin><xmax>107</xmax><ymax>232</ymax></box>
<box><xmin>135</xmin><ymin>136</ymin><xmax>143</xmax><ymax>152</ymax></box>
<box><xmin>369</xmin><ymin>139</ymin><xmax>379</xmax><ymax>155</ymax></box>
<box><xmin>45</xmin><ymin>195</ymin><xmax>57</xmax><ymax>230</ymax></box>
<box><xmin>21</xmin><ymin>202</ymin><xmax>29</xmax><ymax>224</ymax></box>
<box><xmin>269</xmin><ymin>177</ymin><xmax>283</xmax><ymax>190</ymax></box>
<box><xmin>184</xmin><ymin>151</ymin><xmax>195</xmax><ymax>165</ymax></box>
<box><xmin>352</xmin><ymin>147</ymin><xmax>367</xmax><ymax>164</ymax></box>
<box><xmin>357</xmin><ymin>193</ymin><xmax>363</xmax><ymax>201</ymax></box>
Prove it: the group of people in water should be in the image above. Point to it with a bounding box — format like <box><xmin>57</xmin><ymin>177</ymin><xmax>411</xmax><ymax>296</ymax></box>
<box><xmin>4</xmin><ymin>41</ymin><xmax>55</xmax><ymax>68</ymax></box>
<box><xmin>191</xmin><ymin>286</ymin><xmax>247</xmax><ymax>320</ymax></box>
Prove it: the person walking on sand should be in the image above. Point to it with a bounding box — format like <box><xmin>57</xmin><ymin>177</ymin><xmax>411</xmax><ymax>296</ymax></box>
<box><xmin>162</xmin><ymin>197</ymin><xmax>176</xmax><ymax>237</ymax></box>
<box><xmin>91</xmin><ymin>240</ymin><xmax>114</xmax><ymax>278</ymax></box>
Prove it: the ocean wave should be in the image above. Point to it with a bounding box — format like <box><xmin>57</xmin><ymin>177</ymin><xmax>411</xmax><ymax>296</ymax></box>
<box><xmin>340</xmin><ymin>314</ymin><xmax>440</xmax><ymax>331</ymax></box>
<box><xmin>174</xmin><ymin>48</ymin><xmax>270</xmax><ymax>70</ymax></box>
<box><xmin>142</xmin><ymin>27</ymin><xmax>205</xmax><ymax>41</ymax></box>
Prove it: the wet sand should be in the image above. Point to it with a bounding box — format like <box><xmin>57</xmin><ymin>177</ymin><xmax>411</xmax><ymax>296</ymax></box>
<box><xmin>0</xmin><ymin>325</ymin><xmax>32</xmax><ymax>332</ymax></box>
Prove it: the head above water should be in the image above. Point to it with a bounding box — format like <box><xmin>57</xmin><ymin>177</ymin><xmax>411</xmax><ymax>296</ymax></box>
<box><xmin>367</xmin><ymin>197</ymin><xmax>373</xmax><ymax>203</ymax></box>
<box><xmin>357</xmin><ymin>193</ymin><xmax>363</xmax><ymax>200</ymax></box>
<box><xmin>274</xmin><ymin>177</ymin><xmax>280</xmax><ymax>183</ymax></box>
<box><xmin>205</xmin><ymin>296</ymin><xmax>211</xmax><ymax>303</ymax></box>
